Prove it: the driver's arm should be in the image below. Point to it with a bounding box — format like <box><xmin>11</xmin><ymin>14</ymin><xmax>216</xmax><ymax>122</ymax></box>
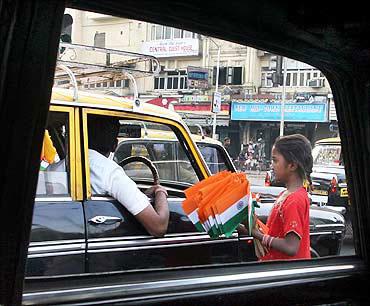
<box><xmin>109</xmin><ymin>167</ymin><xmax>169</xmax><ymax>237</ymax></box>
<box><xmin>135</xmin><ymin>187</ymin><xmax>169</xmax><ymax>237</ymax></box>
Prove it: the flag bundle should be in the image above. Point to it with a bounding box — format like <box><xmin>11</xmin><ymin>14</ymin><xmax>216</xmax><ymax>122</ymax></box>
<box><xmin>182</xmin><ymin>171</ymin><xmax>256</xmax><ymax>238</ymax></box>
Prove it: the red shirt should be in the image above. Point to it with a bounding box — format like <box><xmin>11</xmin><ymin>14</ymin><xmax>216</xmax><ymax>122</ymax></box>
<box><xmin>261</xmin><ymin>187</ymin><xmax>311</xmax><ymax>261</ymax></box>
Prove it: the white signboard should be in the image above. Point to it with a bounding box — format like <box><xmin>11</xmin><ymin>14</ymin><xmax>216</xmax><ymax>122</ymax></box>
<box><xmin>212</xmin><ymin>92</ymin><xmax>222</xmax><ymax>113</ymax></box>
<box><xmin>142</xmin><ymin>38</ymin><xmax>200</xmax><ymax>58</ymax></box>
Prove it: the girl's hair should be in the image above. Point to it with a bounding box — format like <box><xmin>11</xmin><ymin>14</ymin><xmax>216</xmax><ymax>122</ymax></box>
<box><xmin>273</xmin><ymin>134</ymin><xmax>313</xmax><ymax>189</ymax></box>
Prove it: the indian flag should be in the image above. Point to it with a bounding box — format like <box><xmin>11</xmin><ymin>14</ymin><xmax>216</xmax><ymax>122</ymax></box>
<box><xmin>197</xmin><ymin>173</ymin><xmax>242</xmax><ymax>237</ymax></box>
<box><xmin>182</xmin><ymin>197</ymin><xmax>205</xmax><ymax>233</ymax></box>
<box><xmin>184</xmin><ymin>170</ymin><xmax>230</xmax><ymax>199</ymax></box>
<box><xmin>213</xmin><ymin>181</ymin><xmax>250</xmax><ymax>237</ymax></box>
<box><xmin>183</xmin><ymin>171</ymin><xmax>251</xmax><ymax>238</ymax></box>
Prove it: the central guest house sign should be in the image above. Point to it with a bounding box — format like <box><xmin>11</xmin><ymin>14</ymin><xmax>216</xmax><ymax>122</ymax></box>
<box><xmin>142</xmin><ymin>38</ymin><xmax>200</xmax><ymax>58</ymax></box>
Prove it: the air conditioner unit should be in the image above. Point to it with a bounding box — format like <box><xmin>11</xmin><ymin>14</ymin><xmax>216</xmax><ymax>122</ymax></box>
<box><xmin>307</xmin><ymin>79</ymin><xmax>324</xmax><ymax>87</ymax></box>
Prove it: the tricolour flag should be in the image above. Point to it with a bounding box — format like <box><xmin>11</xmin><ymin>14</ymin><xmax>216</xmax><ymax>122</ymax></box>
<box><xmin>214</xmin><ymin>181</ymin><xmax>250</xmax><ymax>237</ymax></box>
<box><xmin>182</xmin><ymin>197</ymin><xmax>205</xmax><ymax>232</ymax></box>
<box><xmin>183</xmin><ymin>171</ymin><xmax>253</xmax><ymax>239</ymax></box>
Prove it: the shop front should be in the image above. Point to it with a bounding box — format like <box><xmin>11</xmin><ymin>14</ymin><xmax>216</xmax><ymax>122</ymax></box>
<box><xmin>231</xmin><ymin>101</ymin><xmax>329</xmax><ymax>159</ymax></box>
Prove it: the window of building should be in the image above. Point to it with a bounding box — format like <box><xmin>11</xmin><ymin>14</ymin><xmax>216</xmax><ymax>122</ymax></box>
<box><xmin>213</xmin><ymin>66</ymin><xmax>243</xmax><ymax>85</ymax></box>
<box><xmin>183</xmin><ymin>30</ymin><xmax>193</xmax><ymax>38</ymax></box>
<box><xmin>213</xmin><ymin>67</ymin><xmax>243</xmax><ymax>85</ymax></box>
<box><xmin>155</xmin><ymin>25</ymin><xmax>162</xmax><ymax>40</ymax></box>
<box><xmin>173</xmin><ymin>28</ymin><xmax>182</xmax><ymax>38</ymax></box>
<box><xmin>261</xmin><ymin>71</ymin><xmax>273</xmax><ymax>87</ymax></box>
<box><xmin>233</xmin><ymin>67</ymin><xmax>243</xmax><ymax>85</ymax></box>
<box><xmin>94</xmin><ymin>32</ymin><xmax>106</xmax><ymax>48</ymax></box>
<box><xmin>167</xmin><ymin>77</ymin><xmax>173</xmax><ymax>89</ymax></box>
<box><xmin>151</xmin><ymin>25</ymin><xmax>196</xmax><ymax>40</ymax></box>
<box><xmin>286</xmin><ymin>72</ymin><xmax>291</xmax><ymax>86</ymax></box>
<box><xmin>292</xmin><ymin>73</ymin><xmax>298</xmax><ymax>86</ymax></box>
<box><xmin>159</xmin><ymin>77</ymin><xmax>165</xmax><ymax>89</ymax></box>
<box><xmin>173</xmin><ymin>78</ymin><xmax>179</xmax><ymax>89</ymax></box>
<box><xmin>154</xmin><ymin>70</ymin><xmax>188</xmax><ymax>90</ymax></box>
<box><xmin>262</xmin><ymin>69</ymin><xmax>324</xmax><ymax>88</ymax></box>
<box><xmin>165</xmin><ymin>26</ymin><xmax>172</xmax><ymax>39</ymax></box>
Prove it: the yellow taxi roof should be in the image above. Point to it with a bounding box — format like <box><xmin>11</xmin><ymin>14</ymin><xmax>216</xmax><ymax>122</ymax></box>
<box><xmin>315</xmin><ymin>137</ymin><xmax>341</xmax><ymax>144</ymax></box>
<box><xmin>51</xmin><ymin>87</ymin><xmax>183</xmax><ymax>122</ymax></box>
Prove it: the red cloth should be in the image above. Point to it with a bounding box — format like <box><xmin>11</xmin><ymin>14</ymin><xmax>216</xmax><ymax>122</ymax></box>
<box><xmin>261</xmin><ymin>187</ymin><xmax>311</xmax><ymax>261</ymax></box>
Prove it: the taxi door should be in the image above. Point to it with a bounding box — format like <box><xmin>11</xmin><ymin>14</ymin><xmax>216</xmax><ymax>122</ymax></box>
<box><xmin>26</xmin><ymin>106</ymin><xmax>86</xmax><ymax>277</ymax></box>
<box><xmin>82</xmin><ymin>108</ymin><xmax>241</xmax><ymax>273</ymax></box>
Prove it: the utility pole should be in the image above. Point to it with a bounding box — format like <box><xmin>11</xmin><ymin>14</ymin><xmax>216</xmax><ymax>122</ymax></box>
<box><xmin>270</xmin><ymin>55</ymin><xmax>286</xmax><ymax>136</ymax></box>
<box><xmin>212</xmin><ymin>46</ymin><xmax>221</xmax><ymax>139</ymax></box>
<box><xmin>280</xmin><ymin>57</ymin><xmax>287</xmax><ymax>136</ymax></box>
<box><xmin>209</xmin><ymin>37</ymin><xmax>221</xmax><ymax>139</ymax></box>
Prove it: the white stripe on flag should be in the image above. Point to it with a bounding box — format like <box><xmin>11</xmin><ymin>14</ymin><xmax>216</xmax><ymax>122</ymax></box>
<box><xmin>219</xmin><ymin>194</ymin><xmax>250</xmax><ymax>225</ymax></box>
<box><xmin>188</xmin><ymin>209</ymin><xmax>200</xmax><ymax>224</ymax></box>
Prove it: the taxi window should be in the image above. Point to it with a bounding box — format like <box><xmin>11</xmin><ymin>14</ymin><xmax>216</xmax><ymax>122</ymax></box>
<box><xmin>36</xmin><ymin>111</ymin><xmax>70</xmax><ymax>197</ymax></box>
<box><xmin>116</xmin><ymin>140</ymin><xmax>178</xmax><ymax>182</ymax></box>
<box><xmin>312</xmin><ymin>144</ymin><xmax>342</xmax><ymax>166</ymax></box>
<box><xmin>87</xmin><ymin>116</ymin><xmax>199</xmax><ymax>187</ymax></box>
<box><xmin>197</xmin><ymin>143</ymin><xmax>229</xmax><ymax>174</ymax></box>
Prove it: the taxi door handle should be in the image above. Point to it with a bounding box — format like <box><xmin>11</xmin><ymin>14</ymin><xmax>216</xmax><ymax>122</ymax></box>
<box><xmin>89</xmin><ymin>215</ymin><xmax>122</xmax><ymax>224</ymax></box>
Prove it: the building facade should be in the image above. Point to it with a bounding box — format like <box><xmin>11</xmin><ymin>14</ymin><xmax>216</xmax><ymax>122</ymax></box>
<box><xmin>63</xmin><ymin>9</ymin><xmax>336</xmax><ymax>158</ymax></box>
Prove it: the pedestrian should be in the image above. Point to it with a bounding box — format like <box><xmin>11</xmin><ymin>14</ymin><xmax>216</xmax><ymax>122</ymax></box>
<box><xmin>251</xmin><ymin>134</ymin><xmax>313</xmax><ymax>260</ymax></box>
<box><xmin>223</xmin><ymin>136</ymin><xmax>232</xmax><ymax>156</ymax></box>
<box><xmin>204</xmin><ymin>126</ymin><xmax>212</xmax><ymax>138</ymax></box>
<box><xmin>247</xmin><ymin>141</ymin><xmax>254</xmax><ymax>158</ymax></box>
<box><xmin>199</xmin><ymin>127</ymin><xmax>219</xmax><ymax>173</ymax></box>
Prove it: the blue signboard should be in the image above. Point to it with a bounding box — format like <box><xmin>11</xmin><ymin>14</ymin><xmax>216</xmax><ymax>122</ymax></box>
<box><xmin>230</xmin><ymin>102</ymin><xmax>328</xmax><ymax>122</ymax></box>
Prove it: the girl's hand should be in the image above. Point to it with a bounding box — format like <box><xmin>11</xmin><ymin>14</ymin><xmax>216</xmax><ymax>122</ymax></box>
<box><xmin>251</xmin><ymin>214</ymin><xmax>264</xmax><ymax>240</ymax></box>
<box><xmin>251</xmin><ymin>226</ymin><xmax>264</xmax><ymax>240</ymax></box>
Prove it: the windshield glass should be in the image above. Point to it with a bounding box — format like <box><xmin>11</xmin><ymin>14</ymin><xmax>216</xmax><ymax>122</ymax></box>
<box><xmin>312</xmin><ymin>144</ymin><xmax>342</xmax><ymax>166</ymax></box>
<box><xmin>114</xmin><ymin>120</ymin><xmax>199</xmax><ymax>185</ymax></box>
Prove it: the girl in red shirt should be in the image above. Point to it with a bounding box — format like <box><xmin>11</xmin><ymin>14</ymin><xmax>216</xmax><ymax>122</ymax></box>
<box><xmin>253</xmin><ymin>134</ymin><xmax>313</xmax><ymax>261</ymax></box>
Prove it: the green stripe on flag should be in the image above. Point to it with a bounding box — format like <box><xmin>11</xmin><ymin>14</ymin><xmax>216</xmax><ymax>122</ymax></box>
<box><xmin>218</xmin><ymin>194</ymin><xmax>250</xmax><ymax>237</ymax></box>
<box><xmin>222</xmin><ymin>206</ymin><xmax>249</xmax><ymax>237</ymax></box>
